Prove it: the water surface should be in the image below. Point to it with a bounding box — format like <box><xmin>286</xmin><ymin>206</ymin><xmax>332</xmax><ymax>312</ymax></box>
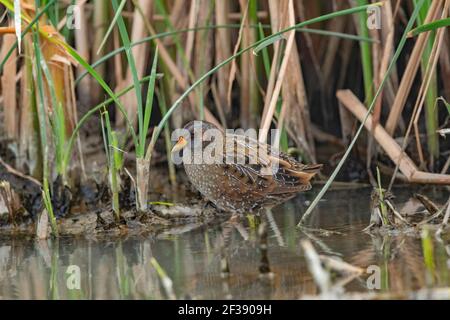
<box><xmin>0</xmin><ymin>187</ymin><xmax>449</xmax><ymax>299</ymax></box>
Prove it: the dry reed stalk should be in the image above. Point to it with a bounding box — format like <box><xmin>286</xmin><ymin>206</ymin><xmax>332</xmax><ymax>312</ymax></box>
<box><xmin>116</xmin><ymin>0</ymin><xmax>153</xmax><ymax>128</ymax></box>
<box><xmin>215</xmin><ymin>0</ymin><xmax>231</xmax><ymax>112</ymax></box>
<box><xmin>300</xmin><ymin>239</ymin><xmax>331</xmax><ymax>294</ymax></box>
<box><xmin>130</xmin><ymin>11</ymin><xmax>268</xmax><ymax>22</ymax></box>
<box><xmin>441</xmin><ymin>153</ymin><xmax>450</xmax><ymax>174</ymax></box>
<box><xmin>238</xmin><ymin>0</ymin><xmax>257</xmax><ymax>128</ymax></box>
<box><xmin>210</xmin><ymin>82</ymin><xmax>227</xmax><ymax>127</ymax></box>
<box><xmin>136</xmin><ymin>157</ymin><xmax>150</xmax><ymax>211</ymax></box>
<box><xmin>322</xmin><ymin>12</ymin><xmax>346</xmax><ymax>81</ymax></box>
<box><xmin>0</xmin><ymin>27</ymin><xmax>16</xmax><ymax>34</ymax></box>
<box><xmin>439</xmin><ymin>32</ymin><xmax>450</xmax><ymax>99</ymax></box>
<box><xmin>284</xmin><ymin>42</ymin><xmax>316</xmax><ymax>161</ymax></box>
<box><xmin>0</xmin><ymin>180</ymin><xmax>21</xmax><ymax>223</ymax></box>
<box><xmin>228</xmin><ymin>10</ymin><xmax>268</xmax><ymax>20</ymax></box>
<box><xmin>296</xmin><ymin>0</ymin><xmax>323</xmax><ymax>85</ymax></box>
<box><xmin>373</xmin><ymin>0</ymin><xmax>395</xmax><ymax>122</ymax></box>
<box><xmin>169</xmin><ymin>0</ymin><xmax>186</xmax><ymax>31</ymax></box>
<box><xmin>74</xmin><ymin>0</ymin><xmax>91</xmax><ymax>107</ymax></box>
<box><xmin>68</xmin><ymin>64</ymin><xmax>86</xmax><ymax>180</ymax></box>
<box><xmin>385</xmin><ymin>0</ymin><xmax>442</xmax><ymax>135</ymax></box>
<box><xmin>336</xmin><ymin>22</ymin><xmax>354</xmax><ymax>90</ymax></box>
<box><xmin>0</xmin><ymin>31</ymin><xmax>17</xmax><ymax>140</ymax></box>
<box><xmin>192</xmin><ymin>0</ymin><xmax>213</xmax><ymax>113</ymax></box>
<box><xmin>338</xmin><ymin>99</ymin><xmax>356</xmax><ymax>146</ymax></box>
<box><xmin>273</xmin><ymin>100</ymin><xmax>287</xmax><ymax>150</ymax></box>
<box><xmin>264</xmin><ymin>0</ymin><xmax>315</xmax><ymax>158</ymax></box>
<box><xmin>412</xmin><ymin>0</ymin><xmax>449</xmax><ymax>166</ymax></box>
<box><xmin>136</xmin><ymin>3</ymin><xmax>221</xmax><ymax>129</ymax></box>
<box><xmin>337</xmin><ymin>90</ymin><xmax>450</xmax><ymax>184</ymax></box>
<box><xmin>259</xmin><ymin>0</ymin><xmax>295</xmax><ymax>142</ymax></box>
<box><xmin>0</xmin><ymin>156</ymin><xmax>42</xmax><ymax>186</ymax></box>
<box><xmin>380</xmin><ymin>0</ymin><xmax>399</xmax><ymax>108</ymax></box>
<box><xmin>35</xmin><ymin>208</ymin><xmax>49</xmax><ymax>240</ymax></box>
<box><xmin>259</xmin><ymin>39</ymin><xmax>280</xmax><ymax>123</ymax></box>
<box><xmin>142</xmin><ymin>19</ymin><xmax>188</xmax><ymax>90</ymax></box>
<box><xmin>259</xmin><ymin>0</ymin><xmax>282</xmax><ymax>125</ymax></box>
<box><xmin>59</xmin><ymin>56</ymin><xmax>77</xmax><ymax>134</ymax></box>
<box><xmin>227</xmin><ymin>0</ymin><xmax>248</xmax><ymax>112</ymax></box>
<box><xmin>367</xmin><ymin>0</ymin><xmax>395</xmax><ymax>176</ymax></box>
<box><xmin>438</xmin><ymin>198</ymin><xmax>450</xmax><ymax>232</ymax></box>
<box><xmin>184</xmin><ymin>0</ymin><xmax>199</xmax><ymax>67</ymax></box>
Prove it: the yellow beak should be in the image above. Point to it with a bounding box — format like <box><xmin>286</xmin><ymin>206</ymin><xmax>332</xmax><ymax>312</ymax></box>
<box><xmin>171</xmin><ymin>136</ymin><xmax>188</xmax><ymax>154</ymax></box>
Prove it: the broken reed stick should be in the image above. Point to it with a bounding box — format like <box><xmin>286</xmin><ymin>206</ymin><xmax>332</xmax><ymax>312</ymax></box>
<box><xmin>337</xmin><ymin>89</ymin><xmax>450</xmax><ymax>184</ymax></box>
<box><xmin>0</xmin><ymin>27</ymin><xmax>16</xmax><ymax>34</ymax></box>
<box><xmin>300</xmin><ymin>239</ymin><xmax>331</xmax><ymax>294</ymax></box>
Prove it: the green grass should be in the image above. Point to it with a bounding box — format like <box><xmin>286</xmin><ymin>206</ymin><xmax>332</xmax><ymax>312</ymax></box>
<box><xmin>421</xmin><ymin>226</ymin><xmax>436</xmax><ymax>285</ymax></box>
<box><xmin>376</xmin><ymin>167</ymin><xmax>389</xmax><ymax>225</ymax></box>
<box><xmin>32</xmin><ymin>4</ymin><xmax>58</xmax><ymax>236</ymax></box>
<box><xmin>355</xmin><ymin>0</ymin><xmax>373</xmax><ymax>105</ymax></box>
<box><xmin>156</xmin><ymin>86</ymin><xmax>176</xmax><ymax>185</ymax></box>
<box><xmin>101</xmin><ymin>109</ymin><xmax>122</xmax><ymax>220</ymax></box>
<box><xmin>39</xmin><ymin>55</ymin><xmax>67</xmax><ymax>180</ymax></box>
<box><xmin>409</xmin><ymin>17</ymin><xmax>450</xmax><ymax>37</ymax></box>
<box><xmin>139</xmin><ymin>48</ymin><xmax>159</xmax><ymax>159</ymax></box>
<box><xmin>111</xmin><ymin>0</ymin><xmax>143</xmax><ymax>137</ymax></box>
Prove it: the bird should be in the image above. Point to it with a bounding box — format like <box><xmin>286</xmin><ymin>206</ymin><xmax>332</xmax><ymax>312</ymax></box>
<box><xmin>171</xmin><ymin>121</ymin><xmax>322</xmax><ymax>213</ymax></box>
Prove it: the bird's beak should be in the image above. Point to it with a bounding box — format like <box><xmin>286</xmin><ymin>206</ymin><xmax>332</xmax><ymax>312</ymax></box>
<box><xmin>171</xmin><ymin>136</ymin><xmax>188</xmax><ymax>154</ymax></box>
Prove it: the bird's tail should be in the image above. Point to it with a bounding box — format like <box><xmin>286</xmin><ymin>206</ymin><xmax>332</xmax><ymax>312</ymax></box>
<box><xmin>290</xmin><ymin>164</ymin><xmax>323</xmax><ymax>184</ymax></box>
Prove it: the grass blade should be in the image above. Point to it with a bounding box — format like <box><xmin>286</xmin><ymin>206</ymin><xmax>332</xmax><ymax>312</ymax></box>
<box><xmin>138</xmin><ymin>47</ymin><xmax>159</xmax><ymax>158</ymax></box>
<box><xmin>96</xmin><ymin>0</ymin><xmax>126</xmax><ymax>55</ymax></box>
<box><xmin>111</xmin><ymin>0</ymin><xmax>143</xmax><ymax>146</ymax></box>
<box><xmin>408</xmin><ymin>17</ymin><xmax>450</xmax><ymax>37</ymax></box>
<box><xmin>253</xmin><ymin>34</ymin><xmax>284</xmax><ymax>55</ymax></box>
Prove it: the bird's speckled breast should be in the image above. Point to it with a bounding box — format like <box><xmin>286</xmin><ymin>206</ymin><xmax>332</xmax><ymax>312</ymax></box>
<box><xmin>183</xmin><ymin>163</ymin><xmax>255</xmax><ymax>212</ymax></box>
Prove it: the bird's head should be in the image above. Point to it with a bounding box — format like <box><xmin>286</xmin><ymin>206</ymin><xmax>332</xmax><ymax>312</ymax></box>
<box><xmin>171</xmin><ymin>120</ymin><xmax>219</xmax><ymax>155</ymax></box>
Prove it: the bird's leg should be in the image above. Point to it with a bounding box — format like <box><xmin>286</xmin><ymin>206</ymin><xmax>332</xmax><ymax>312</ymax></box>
<box><xmin>202</xmin><ymin>201</ymin><xmax>217</xmax><ymax>210</ymax></box>
<box><xmin>218</xmin><ymin>221</ymin><xmax>233</xmax><ymax>278</ymax></box>
<box><xmin>258</xmin><ymin>212</ymin><xmax>274</xmax><ymax>280</ymax></box>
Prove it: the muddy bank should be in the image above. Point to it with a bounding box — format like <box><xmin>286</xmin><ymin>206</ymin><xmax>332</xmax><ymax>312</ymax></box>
<box><xmin>0</xmin><ymin>156</ymin><xmax>227</xmax><ymax>237</ymax></box>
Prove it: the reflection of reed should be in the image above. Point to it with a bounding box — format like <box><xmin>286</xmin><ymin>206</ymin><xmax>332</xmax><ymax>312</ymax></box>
<box><xmin>0</xmin><ymin>239</ymin><xmax>166</xmax><ymax>299</ymax></box>
<box><xmin>350</xmin><ymin>233</ymin><xmax>450</xmax><ymax>294</ymax></box>
<box><xmin>0</xmin><ymin>191</ymin><xmax>449</xmax><ymax>299</ymax></box>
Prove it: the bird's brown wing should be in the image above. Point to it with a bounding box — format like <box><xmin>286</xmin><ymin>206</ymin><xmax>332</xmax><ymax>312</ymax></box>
<box><xmin>221</xmin><ymin>133</ymin><xmax>322</xmax><ymax>203</ymax></box>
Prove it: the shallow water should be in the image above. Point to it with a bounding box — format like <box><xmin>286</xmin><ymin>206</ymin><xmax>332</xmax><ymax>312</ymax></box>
<box><xmin>0</xmin><ymin>187</ymin><xmax>449</xmax><ymax>299</ymax></box>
